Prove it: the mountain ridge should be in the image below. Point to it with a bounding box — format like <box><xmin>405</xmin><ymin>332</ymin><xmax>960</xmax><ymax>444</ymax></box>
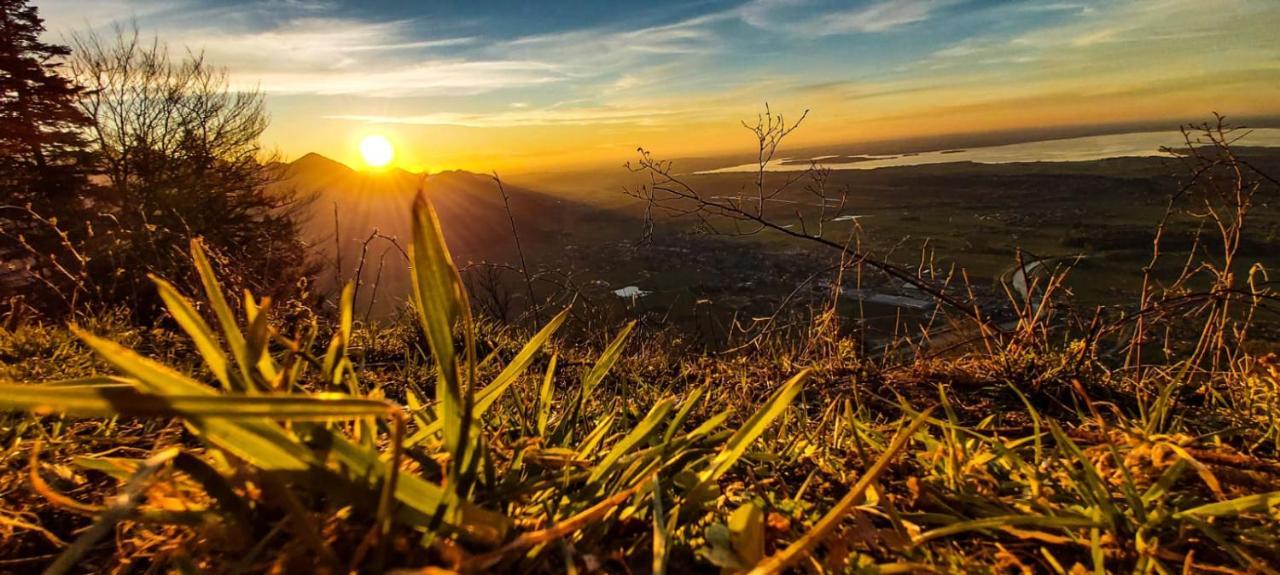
<box><xmin>276</xmin><ymin>149</ymin><xmax>637</xmax><ymax>317</ymax></box>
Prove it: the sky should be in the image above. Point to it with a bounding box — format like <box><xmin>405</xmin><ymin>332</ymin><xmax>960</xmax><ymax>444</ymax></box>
<box><xmin>35</xmin><ymin>0</ymin><xmax>1280</xmax><ymax>173</ymax></box>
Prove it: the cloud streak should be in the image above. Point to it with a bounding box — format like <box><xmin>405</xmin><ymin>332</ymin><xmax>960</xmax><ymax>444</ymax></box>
<box><xmin>739</xmin><ymin>0</ymin><xmax>949</xmax><ymax>35</ymax></box>
<box><xmin>325</xmin><ymin>106</ymin><xmax>690</xmax><ymax>128</ymax></box>
<box><xmin>252</xmin><ymin>60</ymin><xmax>562</xmax><ymax>97</ymax></box>
<box><xmin>41</xmin><ymin>0</ymin><xmax>739</xmax><ymax>98</ymax></box>
<box><xmin>186</xmin><ymin>18</ymin><xmax>475</xmax><ymax>70</ymax></box>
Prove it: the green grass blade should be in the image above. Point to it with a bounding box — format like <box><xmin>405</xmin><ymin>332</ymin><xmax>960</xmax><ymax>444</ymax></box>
<box><xmin>66</xmin><ymin>329</ymin><xmax>504</xmax><ymax>543</ymax></box>
<box><xmin>403</xmin><ymin>310</ymin><xmax>569</xmax><ymax>447</ymax></box>
<box><xmin>74</xmin><ymin>326</ymin><xmax>219</xmax><ymax>397</ymax></box>
<box><xmin>320</xmin><ymin>284</ymin><xmax>354</xmax><ymax>388</ymax></box>
<box><xmin>663</xmin><ymin>385</ymin><xmax>705</xmax><ymax>445</ymax></box>
<box><xmin>481</xmin><ymin>308</ymin><xmax>568</xmax><ymax>412</ymax></box>
<box><xmin>748</xmin><ymin>407</ymin><xmax>933</xmax><ymax>575</ymax></box>
<box><xmin>652</xmin><ymin>473</ymin><xmax>670</xmax><ymax>575</ymax></box>
<box><xmin>321</xmin><ymin>333</ymin><xmax>343</xmax><ymax>386</ymax></box>
<box><xmin>190</xmin><ymin>239</ymin><xmax>255</xmax><ymax>392</ymax></box>
<box><xmin>582</xmin><ymin>321</ymin><xmax>635</xmax><ymax>397</ymax></box>
<box><xmin>1047</xmin><ymin>421</ymin><xmax>1118</xmax><ymax>523</ymax></box>
<box><xmin>1174</xmin><ymin>491</ymin><xmax>1280</xmax><ymax>519</ymax></box>
<box><xmin>0</xmin><ymin>382</ymin><xmax>393</xmax><ymax>419</ymax></box>
<box><xmin>589</xmin><ymin>397</ymin><xmax>675</xmax><ymax>483</ymax></box>
<box><xmin>38</xmin><ymin>376</ymin><xmax>137</xmax><ymax>388</ymax></box>
<box><xmin>913</xmin><ymin>515</ymin><xmax>1098</xmax><ymax>545</ymax></box>
<box><xmin>72</xmin><ymin>327</ymin><xmax>323</xmax><ymax>471</ymax></box>
<box><xmin>151</xmin><ymin>275</ymin><xmax>232</xmax><ymax>391</ymax></box>
<box><xmin>686</xmin><ymin>411</ymin><xmax>733</xmax><ymax>441</ymax></box>
<box><xmin>699</xmin><ymin>368</ymin><xmax>810</xmax><ymax>485</ymax></box>
<box><xmin>577</xmin><ymin>414</ymin><xmax>616</xmax><ymax>458</ymax></box>
<box><xmin>409</xmin><ymin>193</ymin><xmax>471</xmax><ymax>462</ymax></box>
<box><xmin>339</xmin><ymin>282</ymin><xmax>354</xmax><ymax>349</ymax></box>
<box><xmin>315</xmin><ymin>427</ymin><xmax>511</xmax><ymax>545</ymax></box>
<box><xmin>538</xmin><ymin>353</ymin><xmax>558</xmax><ymax>437</ymax></box>
<box><xmin>245</xmin><ymin>296</ymin><xmax>277</xmax><ymax>384</ymax></box>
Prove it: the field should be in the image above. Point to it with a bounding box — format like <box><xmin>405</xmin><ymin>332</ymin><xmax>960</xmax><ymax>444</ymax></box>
<box><xmin>497</xmin><ymin>146</ymin><xmax>1280</xmax><ymax>349</ymax></box>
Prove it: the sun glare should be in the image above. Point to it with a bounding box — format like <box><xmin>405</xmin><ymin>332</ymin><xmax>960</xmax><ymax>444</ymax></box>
<box><xmin>359</xmin><ymin>134</ymin><xmax>394</xmax><ymax>168</ymax></box>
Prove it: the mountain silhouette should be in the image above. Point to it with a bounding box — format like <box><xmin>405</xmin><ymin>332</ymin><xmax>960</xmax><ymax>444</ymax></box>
<box><xmin>277</xmin><ymin>154</ymin><xmax>627</xmax><ymax>317</ymax></box>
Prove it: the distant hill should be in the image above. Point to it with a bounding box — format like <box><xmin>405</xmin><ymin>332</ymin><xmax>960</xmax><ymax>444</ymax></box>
<box><xmin>275</xmin><ymin>154</ymin><xmax>630</xmax><ymax>317</ymax></box>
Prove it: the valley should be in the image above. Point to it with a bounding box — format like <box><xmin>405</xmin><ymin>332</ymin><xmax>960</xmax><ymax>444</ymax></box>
<box><xmin>283</xmin><ymin>139</ymin><xmax>1280</xmax><ymax>346</ymax></box>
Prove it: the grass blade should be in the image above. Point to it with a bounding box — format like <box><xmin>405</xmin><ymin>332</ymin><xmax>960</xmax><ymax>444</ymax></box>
<box><xmin>73</xmin><ymin>327</ymin><xmax>324</xmax><ymax>471</ymax></box>
<box><xmin>577</xmin><ymin>414</ymin><xmax>617</xmax><ymax>458</ymax></box>
<box><xmin>663</xmin><ymin>385</ymin><xmax>705</xmax><ymax>445</ymax></box>
<box><xmin>582</xmin><ymin>321</ymin><xmax>635</xmax><ymax>397</ymax></box>
<box><xmin>538</xmin><ymin>353</ymin><xmax>558</xmax><ymax>437</ymax></box>
<box><xmin>699</xmin><ymin>368</ymin><xmax>810</xmax><ymax>485</ymax></box>
<box><xmin>589</xmin><ymin>397</ymin><xmax>675</xmax><ymax>483</ymax></box>
<box><xmin>245</xmin><ymin>295</ymin><xmax>277</xmax><ymax>384</ymax></box>
<box><xmin>1174</xmin><ymin>491</ymin><xmax>1280</xmax><ymax>519</ymax></box>
<box><xmin>0</xmin><ymin>382</ymin><xmax>393</xmax><ymax>419</ymax></box>
<box><xmin>913</xmin><ymin>515</ymin><xmax>1099</xmax><ymax>545</ymax></box>
<box><xmin>747</xmin><ymin>407</ymin><xmax>933</xmax><ymax>575</ymax></box>
<box><xmin>316</xmin><ymin>427</ymin><xmax>511</xmax><ymax>545</ymax></box>
<box><xmin>151</xmin><ymin>275</ymin><xmax>232</xmax><ymax>391</ymax></box>
<box><xmin>408</xmin><ymin>193</ymin><xmax>472</xmax><ymax>467</ymax></box>
<box><xmin>190</xmin><ymin>239</ymin><xmax>255</xmax><ymax>392</ymax></box>
<box><xmin>480</xmin><ymin>307</ymin><xmax>568</xmax><ymax>413</ymax></box>
<box><xmin>408</xmin><ymin>308</ymin><xmax>570</xmax><ymax>444</ymax></box>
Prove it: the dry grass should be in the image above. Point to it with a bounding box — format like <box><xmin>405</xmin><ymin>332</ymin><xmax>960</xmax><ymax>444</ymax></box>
<box><xmin>1</xmin><ymin>187</ymin><xmax>1278</xmax><ymax>574</ymax></box>
<box><xmin>2</xmin><ymin>116</ymin><xmax>1279</xmax><ymax>574</ymax></box>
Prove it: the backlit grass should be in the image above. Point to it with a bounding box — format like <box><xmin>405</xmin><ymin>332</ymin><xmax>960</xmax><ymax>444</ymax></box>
<box><xmin>2</xmin><ymin>194</ymin><xmax>1279</xmax><ymax>574</ymax></box>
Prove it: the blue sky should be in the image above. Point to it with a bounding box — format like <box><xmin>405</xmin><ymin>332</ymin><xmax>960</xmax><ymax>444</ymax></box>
<box><xmin>36</xmin><ymin>0</ymin><xmax>1280</xmax><ymax>171</ymax></box>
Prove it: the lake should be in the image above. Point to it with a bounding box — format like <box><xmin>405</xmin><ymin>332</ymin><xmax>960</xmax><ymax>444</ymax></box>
<box><xmin>700</xmin><ymin>128</ymin><xmax>1280</xmax><ymax>173</ymax></box>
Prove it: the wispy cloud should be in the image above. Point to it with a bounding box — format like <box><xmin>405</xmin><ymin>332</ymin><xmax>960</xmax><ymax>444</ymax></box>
<box><xmin>41</xmin><ymin>0</ymin><xmax>735</xmax><ymax>98</ymax></box>
<box><xmin>36</xmin><ymin>0</ymin><xmax>188</xmax><ymax>31</ymax></box>
<box><xmin>1015</xmin><ymin>2</ymin><xmax>1091</xmax><ymax>14</ymax></box>
<box><xmin>325</xmin><ymin>105</ymin><xmax>691</xmax><ymax>128</ymax></box>
<box><xmin>495</xmin><ymin>11</ymin><xmax>730</xmax><ymax>78</ymax></box>
<box><xmin>186</xmin><ymin>18</ymin><xmax>474</xmax><ymax>71</ymax></box>
<box><xmin>252</xmin><ymin>60</ymin><xmax>562</xmax><ymax>97</ymax></box>
<box><xmin>321</xmin><ymin>72</ymin><xmax>803</xmax><ymax>128</ymax></box>
<box><xmin>1007</xmin><ymin>0</ymin><xmax>1257</xmax><ymax>49</ymax></box>
<box><xmin>925</xmin><ymin>0</ymin><xmax>1273</xmax><ymax>75</ymax></box>
<box><xmin>739</xmin><ymin>0</ymin><xmax>949</xmax><ymax>35</ymax></box>
<box><xmin>818</xmin><ymin>0</ymin><xmax>944</xmax><ymax>34</ymax></box>
<box><xmin>42</xmin><ymin>2</ymin><xmax>555</xmax><ymax>97</ymax></box>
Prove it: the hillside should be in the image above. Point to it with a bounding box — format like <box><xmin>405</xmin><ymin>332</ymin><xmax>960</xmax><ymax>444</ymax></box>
<box><xmin>272</xmin><ymin>147</ymin><xmax>1280</xmax><ymax>338</ymax></box>
<box><xmin>277</xmin><ymin>154</ymin><xmax>634</xmax><ymax>316</ymax></box>
<box><xmin>5</xmin><ymin>188</ymin><xmax>1280</xmax><ymax>573</ymax></box>
<box><xmin>275</xmin><ymin>155</ymin><xmax>847</xmax><ymax>330</ymax></box>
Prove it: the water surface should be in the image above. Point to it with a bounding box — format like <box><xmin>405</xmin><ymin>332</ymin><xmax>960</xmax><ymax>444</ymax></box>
<box><xmin>701</xmin><ymin>129</ymin><xmax>1280</xmax><ymax>173</ymax></box>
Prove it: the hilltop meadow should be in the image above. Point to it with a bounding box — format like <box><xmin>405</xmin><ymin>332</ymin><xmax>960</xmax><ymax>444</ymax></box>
<box><xmin>5</xmin><ymin>123</ymin><xmax>1280</xmax><ymax>572</ymax></box>
<box><xmin>4</xmin><ymin>1</ymin><xmax>1280</xmax><ymax>573</ymax></box>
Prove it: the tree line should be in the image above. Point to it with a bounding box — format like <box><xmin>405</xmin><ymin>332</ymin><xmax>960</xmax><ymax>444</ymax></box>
<box><xmin>0</xmin><ymin>0</ymin><xmax>315</xmax><ymax>323</ymax></box>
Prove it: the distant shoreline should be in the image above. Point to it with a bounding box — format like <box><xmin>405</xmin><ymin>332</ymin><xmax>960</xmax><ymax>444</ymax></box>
<box><xmin>698</xmin><ymin>129</ymin><xmax>1280</xmax><ymax>174</ymax></box>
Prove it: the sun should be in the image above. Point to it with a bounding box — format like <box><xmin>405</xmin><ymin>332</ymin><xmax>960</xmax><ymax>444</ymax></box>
<box><xmin>359</xmin><ymin>134</ymin><xmax>395</xmax><ymax>168</ymax></box>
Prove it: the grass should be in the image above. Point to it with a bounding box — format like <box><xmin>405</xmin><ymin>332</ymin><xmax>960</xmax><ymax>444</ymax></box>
<box><xmin>2</xmin><ymin>192</ymin><xmax>1280</xmax><ymax>574</ymax></box>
